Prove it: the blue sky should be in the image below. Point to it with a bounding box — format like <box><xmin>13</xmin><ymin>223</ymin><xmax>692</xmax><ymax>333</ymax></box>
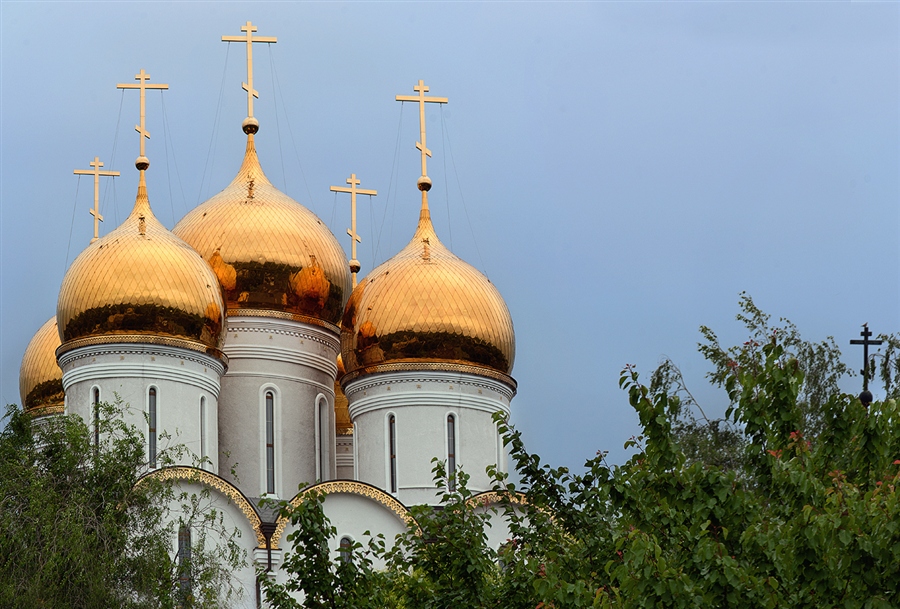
<box><xmin>1</xmin><ymin>2</ymin><xmax>898</xmax><ymax>470</ymax></box>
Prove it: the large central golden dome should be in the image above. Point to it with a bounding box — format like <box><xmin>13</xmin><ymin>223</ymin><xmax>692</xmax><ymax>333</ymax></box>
<box><xmin>341</xmin><ymin>200</ymin><xmax>515</xmax><ymax>379</ymax></box>
<box><xmin>173</xmin><ymin>135</ymin><xmax>350</xmax><ymax>326</ymax></box>
<box><xmin>57</xmin><ymin>177</ymin><xmax>226</xmax><ymax>355</ymax></box>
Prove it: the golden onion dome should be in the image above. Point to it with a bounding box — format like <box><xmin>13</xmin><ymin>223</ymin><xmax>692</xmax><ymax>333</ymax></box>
<box><xmin>19</xmin><ymin>317</ymin><xmax>64</xmax><ymax>416</ymax></box>
<box><xmin>173</xmin><ymin>135</ymin><xmax>350</xmax><ymax>326</ymax></box>
<box><xmin>57</xmin><ymin>175</ymin><xmax>226</xmax><ymax>357</ymax></box>
<box><xmin>341</xmin><ymin>200</ymin><xmax>515</xmax><ymax>381</ymax></box>
<box><xmin>334</xmin><ymin>354</ymin><xmax>353</xmax><ymax>435</ymax></box>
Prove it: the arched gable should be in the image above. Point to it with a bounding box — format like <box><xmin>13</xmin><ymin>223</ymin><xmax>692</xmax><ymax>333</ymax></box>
<box><xmin>272</xmin><ymin>480</ymin><xmax>414</xmax><ymax>549</ymax></box>
<box><xmin>138</xmin><ymin>466</ymin><xmax>266</xmax><ymax>548</ymax></box>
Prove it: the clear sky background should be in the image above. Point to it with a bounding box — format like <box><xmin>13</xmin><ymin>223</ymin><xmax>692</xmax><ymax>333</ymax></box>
<box><xmin>1</xmin><ymin>2</ymin><xmax>898</xmax><ymax>470</ymax></box>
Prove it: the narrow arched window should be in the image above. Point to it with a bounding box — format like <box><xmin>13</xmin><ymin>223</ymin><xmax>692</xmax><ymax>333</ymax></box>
<box><xmin>318</xmin><ymin>398</ymin><xmax>329</xmax><ymax>481</ymax></box>
<box><xmin>266</xmin><ymin>391</ymin><xmax>275</xmax><ymax>495</ymax></box>
<box><xmin>199</xmin><ymin>396</ymin><xmax>207</xmax><ymax>470</ymax></box>
<box><xmin>447</xmin><ymin>414</ymin><xmax>457</xmax><ymax>492</ymax></box>
<box><xmin>148</xmin><ymin>388</ymin><xmax>157</xmax><ymax>468</ymax></box>
<box><xmin>388</xmin><ymin>414</ymin><xmax>397</xmax><ymax>493</ymax></box>
<box><xmin>92</xmin><ymin>387</ymin><xmax>100</xmax><ymax>448</ymax></box>
<box><xmin>339</xmin><ymin>536</ymin><xmax>352</xmax><ymax>564</ymax></box>
<box><xmin>178</xmin><ymin>523</ymin><xmax>192</xmax><ymax>600</ymax></box>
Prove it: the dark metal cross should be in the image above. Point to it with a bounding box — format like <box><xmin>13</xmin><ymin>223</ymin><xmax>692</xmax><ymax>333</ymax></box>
<box><xmin>850</xmin><ymin>323</ymin><xmax>882</xmax><ymax>391</ymax></box>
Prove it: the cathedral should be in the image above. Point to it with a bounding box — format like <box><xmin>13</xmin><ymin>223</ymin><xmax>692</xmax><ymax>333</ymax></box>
<box><xmin>17</xmin><ymin>22</ymin><xmax>517</xmax><ymax>604</ymax></box>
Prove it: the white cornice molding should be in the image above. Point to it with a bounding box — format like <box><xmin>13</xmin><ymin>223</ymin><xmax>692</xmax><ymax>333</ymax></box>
<box><xmin>58</xmin><ymin>343</ymin><xmax>225</xmax><ymax>375</ymax></box>
<box><xmin>225</xmin><ymin>344</ymin><xmax>337</xmax><ymax>377</ymax></box>
<box><xmin>347</xmin><ymin>390</ymin><xmax>510</xmax><ymax>419</ymax></box>
<box><xmin>344</xmin><ymin>369</ymin><xmax>515</xmax><ymax>402</ymax></box>
<box><xmin>62</xmin><ymin>360</ymin><xmax>221</xmax><ymax>396</ymax></box>
<box><xmin>226</xmin><ymin>316</ymin><xmax>340</xmax><ymax>352</ymax></box>
<box><xmin>224</xmin><ymin>371</ymin><xmax>334</xmax><ymax>396</ymax></box>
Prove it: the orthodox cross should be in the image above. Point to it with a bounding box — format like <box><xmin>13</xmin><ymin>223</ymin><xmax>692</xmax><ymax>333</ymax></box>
<box><xmin>396</xmin><ymin>80</ymin><xmax>447</xmax><ymax>181</ymax></box>
<box><xmin>222</xmin><ymin>21</ymin><xmax>276</xmax><ymax>127</ymax></box>
<box><xmin>850</xmin><ymin>323</ymin><xmax>883</xmax><ymax>391</ymax></box>
<box><xmin>116</xmin><ymin>70</ymin><xmax>168</xmax><ymax>167</ymax></box>
<box><xmin>330</xmin><ymin>173</ymin><xmax>377</xmax><ymax>288</ymax></box>
<box><xmin>73</xmin><ymin>157</ymin><xmax>119</xmax><ymax>243</ymax></box>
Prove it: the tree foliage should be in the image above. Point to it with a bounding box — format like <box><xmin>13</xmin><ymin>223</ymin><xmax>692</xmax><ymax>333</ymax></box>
<box><xmin>268</xmin><ymin>299</ymin><xmax>900</xmax><ymax>608</ymax></box>
<box><xmin>0</xmin><ymin>399</ymin><xmax>245</xmax><ymax>609</ymax></box>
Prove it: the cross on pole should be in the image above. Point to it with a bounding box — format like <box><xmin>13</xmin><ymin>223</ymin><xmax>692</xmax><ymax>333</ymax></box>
<box><xmin>331</xmin><ymin>173</ymin><xmax>377</xmax><ymax>288</ymax></box>
<box><xmin>396</xmin><ymin>80</ymin><xmax>447</xmax><ymax>182</ymax></box>
<box><xmin>850</xmin><ymin>323</ymin><xmax>883</xmax><ymax>392</ymax></box>
<box><xmin>222</xmin><ymin>21</ymin><xmax>276</xmax><ymax>131</ymax></box>
<box><xmin>117</xmin><ymin>70</ymin><xmax>168</xmax><ymax>169</ymax></box>
<box><xmin>74</xmin><ymin>157</ymin><xmax>119</xmax><ymax>243</ymax></box>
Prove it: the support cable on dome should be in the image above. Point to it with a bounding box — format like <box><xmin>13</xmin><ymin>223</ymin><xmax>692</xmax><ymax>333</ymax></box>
<box><xmin>64</xmin><ymin>178</ymin><xmax>82</xmax><ymax>274</ymax></box>
<box><xmin>105</xmin><ymin>90</ymin><xmax>126</xmax><ymax>227</ymax></box>
<box><xmin>269</xmin><ymin>45</ymin><xmax>315</xmax><ymax>212</ymax></box>
<box><xmin>266</xmin><ymin>45</ymin><xmax>288</xmax><ymax>193</ymax></box>
<box><xmin>442</xmin><ymin>113</ymin><xmax>488</xmax><ymax>278</ymax></box>
<box><xmin>159</xmin><ymin>92</ymin><xmax>179</xmax><ymax>226</ymax></box>
<box><xmin>440</xmin><ymin>105</ymin><xmax>453</xmax><ymax>250</ymax></box>
<box><xmin>373</xmin><ymin>102</ymin><xmax>405</xmax><ymax>266</ymax></box>
<box><xmin>198</xmin><ymin>42</ymin><xmax>231</xmax><ymax>204</ymax></box>
<box><xmin>330</xmin><ymin>190</ymin><xmax>338</xmax><ymax>233</ymax></box>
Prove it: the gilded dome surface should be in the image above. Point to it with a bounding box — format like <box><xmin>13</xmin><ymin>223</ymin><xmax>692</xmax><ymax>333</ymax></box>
<box><xmin>19</xmin><ymin>317</ymin><xmax>64</xmax><ymax>414</ymax></box>
<box><xmin>334</xmin><ymin>354</ymin><xmax>353</xmax><ymax>435</ymax></box>
<box><xmin>57</xmin><ymin>178</ymin><xmax>226</xmax><ymax>354</ymax></box>
<box><xmin>173</xmin><ymin>135</ymin><xmax>350</xmax><ymax>325</ymax></box>
<box><xmin>341</xmin><ymin>202</ymin><xmax>515</xmax><ymax>378</ymax></box>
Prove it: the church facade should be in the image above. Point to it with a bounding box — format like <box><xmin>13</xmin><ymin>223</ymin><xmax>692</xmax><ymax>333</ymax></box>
<box><xmin>18</xmin><ymin>23</ymin><xmax>517</xmax><ymax>606</ymax></box>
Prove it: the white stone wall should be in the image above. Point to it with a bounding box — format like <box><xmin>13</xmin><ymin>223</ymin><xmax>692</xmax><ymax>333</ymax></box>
<box><xmin>273</xmin><ymin>488</ymin><xmax>409</xmax><ymax>579</ymax></box>
<box><xmin>59</xmin><ymin>343</ymin><xmax>223</xmax><ymax>471</ymax></box>
<box><xmin>160</xmin><ymin>477</ymin><xmax>262</xmax><ymax>609</ymax></box>
<box><xmin>335</xmin><ymin>433</ymin><xmax>354</xmax><ymax>479</ymax></box>
<box><xmin>218</xmin><ymin>316</ymin><xmax>338</xmax><ymax>500</ymax></box>
<box><xmin>345</xmin><ymin>370</ymin><xmax>514</xmax><ymax>506</ymax></box>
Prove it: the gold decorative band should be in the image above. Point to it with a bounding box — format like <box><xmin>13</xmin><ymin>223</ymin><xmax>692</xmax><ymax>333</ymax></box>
<box><xmin>270</xmin><ymin>480</ymin><xmax>414</xmax><ymax>549</ymax></box>
<box><xmin>26</xmin><ymin>403</ymin><xmax>65</xmax><ymax>418</ymax></box>
<box><xmin>465</xmin><ymin>490</ymin><xmax>528</xmax><ymax>508</ymax></box>
<box><xmin>57</xmin><ymin>334</ymin><xmax>227</xmax><ymax>365</ymax></box>
<box><xmin>138</xmin><ymin>466</ymin><xmax>266</xmax><ymax>548</ymax></box>
<box><xmin>227</xmin><ymin>308</ymin><xmax>340</xmax><ymax>334</ymax></box>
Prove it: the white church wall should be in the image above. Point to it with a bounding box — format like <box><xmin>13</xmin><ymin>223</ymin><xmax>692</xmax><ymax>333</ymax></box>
<box><xmin>148</xmin><ymin>468</ymin><xmax>267</xmax><ymax>609</ymax></box>
<box><xmin>59</xmin><ymin>343</ymin><xmax>223</xmax><ymax>471</ymax></box>
<box><xmin>218</xmin><ymin>316</ymin><xmax>338</xmax><ymax>500</ymax></box>
<box><xmin>271</xmin><ymin>483</ymin><xmax>411</xmax><ymax>582</ymax></box>
<box><xmin>346</xmin><ymin>370</ymin><xmax>514</xmax><ymax>506</ymax></box>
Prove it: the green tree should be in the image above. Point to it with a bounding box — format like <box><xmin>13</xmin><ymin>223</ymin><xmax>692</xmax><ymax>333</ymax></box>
<box><xmin>380</xmin><ymin>461</ymin><xmax>504</xmax><ymax>609</ymax></box>
<box><xmin>0</xmin><ymin>399</ymin><xmax>245</xmax><ymax>609</ymax></box>
<box><xmin>651</xmin><ymin>293</ymin><xmax>851</xmax><ymax>477</ymax></box>
<box><xmin>259</xmin><ymin>486</ymin><xmax>394</xmax><ymax>609</ymax></box>
<box><xmin>495</xmin><ymin>321</ymin><xmax>900</xmax><ymax>606</ymax></box>
<box><xmin>266</xmin><ymin>298</ymin><xmax>900</xmax><ymax>608</ymax></box>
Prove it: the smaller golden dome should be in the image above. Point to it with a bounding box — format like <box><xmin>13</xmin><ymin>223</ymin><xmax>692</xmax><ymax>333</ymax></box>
<box><xmin>19</xmin><ymin>317</ymin><xmax>64</xmax><ymax>416</ymax></box>
<box><xmin>57</xmin><ymin>175</ymin><xmax>226</xmax><ymax>356</ymax></box>
<box><xmin>341</xmin><ymin>197</ymin><xmax>515</xmax><ymax>380</ymax></box>
<box><xmin>173</xmin><ymin>135</ymin><xmax>351</xmax><ymax>326</ymax></box>
<box><xmin>334</xmin><ymin>354</ymin><xmax>353</xmax><ymax>435</ymax></box>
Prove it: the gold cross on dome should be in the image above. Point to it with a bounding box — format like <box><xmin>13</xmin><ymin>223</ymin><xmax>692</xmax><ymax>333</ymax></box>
<box><xmin>74</xmin><ymin>157</ymin><xmax>119</xmax><ymax>243</ymax></box>
<box><xmin>222</xmin><ymin>21</ymin><xmax>277</xmax><ymax>123</ymax></box>
<box><xmin>116</xmin><ymin>69</ymin><xmax>168</xmax><ymax>163</ymax></box>
<box><xmin>396</xmin><ymin>80</ymin><xmax>447</xmax><ymax>180</ymax></box>
<box><xmin>331</xmin><ymin>173</ymin><xmax>377</xmax><ymax>288</ymax></box>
